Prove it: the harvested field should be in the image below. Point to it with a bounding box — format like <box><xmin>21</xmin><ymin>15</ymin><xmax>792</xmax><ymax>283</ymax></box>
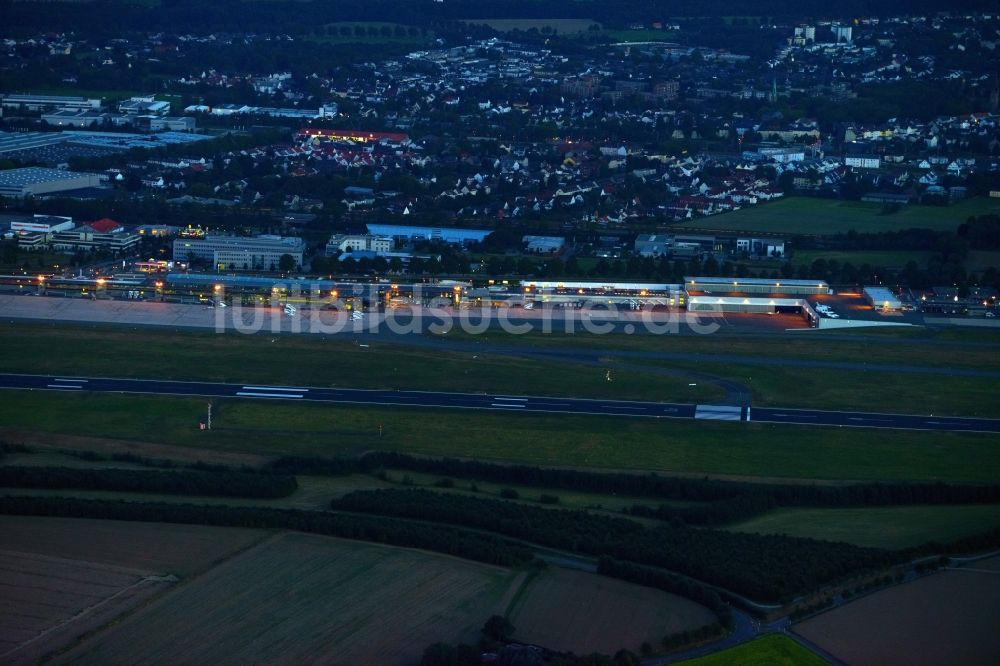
<box><xmin>0</xmin><ymin>549</ymin><xmax>173</xmax><ymax>666</ymax></box>
<box><xmin>0</xmin><ymin>515</ymin><xmax>267</xmax><ymax>576</ymax></box>
<box><xmin>509</xmin><ymin>567</ymin><xmax>715</xmax><ymax>655</ymax></box>
<box><xmin>56</xmin><ymin>532</ymin><xmax>521</xmax><ymax>666</ymax></box>
<box><xmin>794</xmin><ymin>557</ymin><xmax>1000</xmax><ymax>665</ymax></box>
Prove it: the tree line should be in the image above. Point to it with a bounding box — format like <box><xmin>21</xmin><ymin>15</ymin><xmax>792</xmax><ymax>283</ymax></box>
<box><xmin>0</xmin><ymin>496</ymin><xmax>533</xmax><ymax>567</ymax></box>
<box><xmin>4</xmin><ymin>0</ymin><xmax>991</xmax><ymax>40</ymax></box>
<box><xmin>0</xmin><ymin>465</ymin><xmax>297</xmax><ymax>499</ymax></box>
<box><xmin>331</xmin><ymin>488</ymin><xmax>892</xmax><ymax>602</ymax></box>
<box><xmin>273</xmin><ymin>452</ymin><xmax>1000</xmax><ymax>526</ymax></box>
<box><xmin>421</xmin><ymin>611</ymin><xmax>645</xmax><ymax>666</ymax></box>
<box><xmin>626</xmin><ymin>481</ymin><xmax>1000</xmax><ymax>527</ymax></box>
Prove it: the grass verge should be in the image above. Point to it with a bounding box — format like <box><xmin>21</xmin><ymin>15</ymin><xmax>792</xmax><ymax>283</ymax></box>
<box><xmin>1</xmin><ymin>392</ymin><xmax>998</xmax><ymax>483</ymax></box>
<box><xmin>726</xmin><ymin>505</ymin><xmax>1000</xmax><ymax>549</ymax></box>
<box><xmin>677</xmin><ymin>634</ymin><xmax>827</xmax><ymax>665</ymax></box>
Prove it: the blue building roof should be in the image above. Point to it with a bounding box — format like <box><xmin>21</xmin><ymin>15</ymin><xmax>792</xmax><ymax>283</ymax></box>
<box><xmin>366</xmin><ymin>223</ymin><xmax>490</xmax><ymax>243</ymax></box>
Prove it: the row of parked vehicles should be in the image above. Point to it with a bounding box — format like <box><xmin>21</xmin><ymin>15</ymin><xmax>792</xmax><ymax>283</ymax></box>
<box><xmin>814</xmin><ymin>302</ymin><xmax>840</xmax><ymax>319</ymax></box>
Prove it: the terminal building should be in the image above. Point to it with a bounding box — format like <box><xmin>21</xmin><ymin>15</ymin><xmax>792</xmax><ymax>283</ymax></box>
<box><xmin>684</xmin><ymin>277</ymin><xmax>829</xmax><ymax>296</ymax></box>
<box><xmin>684</xmin><ymin>277</ymin><xmax>830</xmax><ymax>323</ymax></box>
<box><xmin>521</xmin><ymin>280</ymin><xmax>683</xmax><ymax>307</ymax></box>
<box><xmin>173</xmin><ymin>234</ymin><xmax>306</xmax><ymax>271</ymax></box>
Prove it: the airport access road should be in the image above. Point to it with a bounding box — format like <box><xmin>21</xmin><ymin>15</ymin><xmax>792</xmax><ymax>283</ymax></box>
<box><xmin>1</xmin><ymin>373</ymin><xmax>999</xmax><ymax>434</ymax></box>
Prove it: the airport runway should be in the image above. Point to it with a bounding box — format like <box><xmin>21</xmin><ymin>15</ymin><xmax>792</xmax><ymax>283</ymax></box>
<box><xmin>1</xmin><ymin>373</ymin><xmax>997</xmax><ymax>434</ymax></box>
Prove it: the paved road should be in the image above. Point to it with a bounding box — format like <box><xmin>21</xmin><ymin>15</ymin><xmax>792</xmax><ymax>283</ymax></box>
<box><xmin>2</xmin><ymin>373</ymin><xmax>998</xmax><ymax>433</ymax></box>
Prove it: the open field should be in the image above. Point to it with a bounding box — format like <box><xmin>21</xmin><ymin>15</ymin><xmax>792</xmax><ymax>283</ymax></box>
<box><xmin>447</xmin><ymin>327</ymin><xmax>1000</xmax><ymax>371</ymax></box>
<box><xmin>794</xmin><ymin>557</ymin><xmax>1000</xmax><ymax>665</ymax></box>
<box><xmin>509</xmin><ymin>566</ymin><xmax>715</xmax><ymax>655</ymax></box>
<box><xmin>677</xmin><ymin>634</ymin><xmax>827</xmax><ymax>665</ymax></box>
<box><xmin>657</xmin><ymin>359</ymin><xmax>1000</xmax><ymax>418</ymax></box>
<box><xmin>605</xmin><ymin>29</ymin><xmax>679</xmax><ymax>42</ymax></box>
<box><xmin>55</xmin><ymin>531</ymin><xmax>520</xmax><ymax>666</ymax></box>
<box><xmin>0</xmin><ymin>549</ymin><xmax>171</xmax><ymax>666</ymax></box>
<box><xmin>682</xmin><ymin>196</ymin><xmax>1000</xmax><ymax>234</ymax></box>
<box><xmin>0</xmin><ymin>515</ymin><xmax>266</xmax><ymax>666</ymax></box>
<box><xmin>791</xmin><ymin>249</ymin><xmax>934</xmax><ymax>269</ymax></box>
<box><xmin>726</xmin><ymin>505</ymin><xmax>1000</xmax><ymax>549</ymax></box>
<box><xmin>966</xmin><ymin>250</ymin><xmax>1000</xmax><ymax>272</ymax></box>
<box><xmin>0</xmin><ymin>515</ymin><xmax>267</xmax><ymax>576</ymax></box>
<box><xmin>467</xmin><ymin>18</ymin><xmax>600</xmax><ymax>33</ymax></box>
<box><xmin>1</xmin><ymin>393</ymin><xmax>999</xmax><ymax>483</ymax></box>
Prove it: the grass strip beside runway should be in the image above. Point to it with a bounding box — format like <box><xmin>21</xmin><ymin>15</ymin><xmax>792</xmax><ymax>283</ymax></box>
<box><xmin>1</xmin><ymin>392</ymin><xmax>998</xmax><ymax>484</ymax></box>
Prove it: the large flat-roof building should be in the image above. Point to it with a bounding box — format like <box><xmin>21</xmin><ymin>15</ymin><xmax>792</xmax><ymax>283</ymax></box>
<box><xmin>173</xmin><ymin>234</ymin><xmax>305</xmax><ymax>271</ymax></box>
<box><xmin>118</xmin><ymin>96</ymin><xmax>171</xmax><ymax>115</ymax></box>
<box><xmin>1</xmin><ymin>93</ymin><xmax>102</xmax><ymax>112</ymax></box>
<box><xmin>326</xmin><ymin>234</ymin><xmax>394</xmax><ymax>256</ymax></box>
<box><xmin>864</xmin><ymin>286</ymin><xmax>902</xmax><ymax>311</ymax></box>
<box><xmin>366</xmin><ymin>223</ymin><xmax>491</xmax><ymax>245</ymax></box>
<box><xmin>684</xmin><ymin>277</ymin><xmax>829</xmax><ymax>296</ymax></box>
<box><xmin>48</xmin><ymin>227</ymin><xmax>141</xmax><ymax>254</ymax></box>
<box><xmin>0</xmin><ymin>167</ymin><xmax>102</xmax><ymax>198</ymax></box>
<box><xmin>10</xmin><ymin>214</ymin><xmax>75</xmax><ymax>234</ymax></box>
<box><xmin>41</xmin><ymin>109</ymin><xmax>112</xmax><ymax>128</ymax></box>
<box><xmin>0</xmin><ymin>131</ymin><xmax>68</xmax><ymax>155</ymax></box>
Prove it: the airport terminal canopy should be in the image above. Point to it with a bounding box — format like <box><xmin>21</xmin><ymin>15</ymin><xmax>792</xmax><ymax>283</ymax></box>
<box><xmin>684</xmin><ymin>276</ymin><xmax>830</xmax><ymax>296</ymax></box>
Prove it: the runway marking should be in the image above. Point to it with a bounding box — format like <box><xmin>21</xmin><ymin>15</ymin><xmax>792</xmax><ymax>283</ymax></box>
<box><xmin>602</xmin><ymin>405</ymin><xmax>647</xmax><ymax>411</ymax></box>
<box><xmin>241</xmin><ymin>386</ymin><xmax>309</xmax><ymax>392</ymax></box>
<box><xmin>848</xmin><ymin>417</ymin><xmax>892</xmax><ymax>423</ymax></box>
<box><xmin>493</xmin><ymin>397</ymin><xmax>528</xmax><ymax>402</ymax></box>
<box><xmin>695</xmin><ymin>404</ymin><xmax>743</xmax><ymax>421</ymax></box>
<box><xmin>47</xmin><ymin>384</ymin><xmax>81</xmax><ymax>389</ymax></box>
<box><xmin>773</xmin><ymin>413</ymin><xmax>816</xmax><ymax>419</ymax></box>
<box><xmin>491</xmin><ymin>403</ymin><xmax>525</xmax><ymax>408</ymax></box>
<box><xmin>54</xmin><ymin>378</ymin><xmax>87</xmax><ymax>383</ymax></box>
<box><xmin>235</xmin><ymin>391</ymin><xmax>303</xmax><ymax>399</ymax></box>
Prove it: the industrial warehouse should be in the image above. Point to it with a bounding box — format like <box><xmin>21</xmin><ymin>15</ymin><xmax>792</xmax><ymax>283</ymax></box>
<box><xmin>0</xmin><ymin>167</ymin><xmax>102</xmax><ymax>198</ymax></box>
